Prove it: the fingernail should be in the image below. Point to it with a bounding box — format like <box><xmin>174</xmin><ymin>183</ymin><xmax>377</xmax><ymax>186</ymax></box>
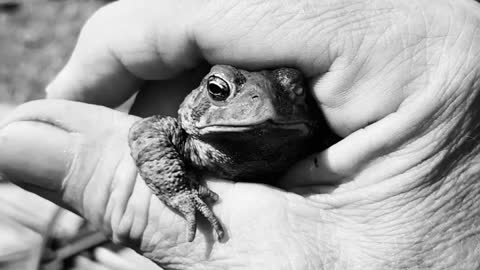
<box><xmin>0</xmin><ymin>120</ymin><xmax>74</xmax><ymax>191</ymax></box>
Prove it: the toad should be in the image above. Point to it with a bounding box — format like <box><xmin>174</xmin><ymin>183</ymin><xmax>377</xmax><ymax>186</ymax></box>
<box><xmin>128</xmin><ymin>65</ymin><xmax>327</xmax><ymax>242</ymax></box>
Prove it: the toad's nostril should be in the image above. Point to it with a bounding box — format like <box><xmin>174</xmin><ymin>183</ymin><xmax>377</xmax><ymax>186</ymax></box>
<box><xmin>252</xmin><ymin>95</ymin><xmax>259</xmax><ymax>100</ymax></box>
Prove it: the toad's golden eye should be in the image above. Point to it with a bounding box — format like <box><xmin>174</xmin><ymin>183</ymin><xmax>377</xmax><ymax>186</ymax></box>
<box><xmin>207</xmin><ymin>76</ymin><xmax>230</xmax><ymax>101</ymax></box>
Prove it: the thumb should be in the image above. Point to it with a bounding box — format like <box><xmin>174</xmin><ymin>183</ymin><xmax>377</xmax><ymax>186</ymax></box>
<box><xmin>0</xmin><ymin>100</ymin><xmax>138</xmax><ymax>221</ymax></box>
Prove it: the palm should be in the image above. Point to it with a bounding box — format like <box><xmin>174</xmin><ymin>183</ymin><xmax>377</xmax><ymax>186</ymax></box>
<box><xmin>129</xmin><ymin>181</ymin><xmax>324</xmax><ymax>269</ymax></box>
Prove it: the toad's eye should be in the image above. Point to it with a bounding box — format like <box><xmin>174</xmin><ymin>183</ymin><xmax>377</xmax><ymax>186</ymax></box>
<box><xmin>207</xmin><ymin>76</ymin><xmax>230</xmax><ymax>101</ymax></box>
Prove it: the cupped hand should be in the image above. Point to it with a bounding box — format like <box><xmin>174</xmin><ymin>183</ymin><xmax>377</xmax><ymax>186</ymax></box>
<box><xmin>0</xmin><ymin>100</ymin><xmax>336</xmax><ymax>269</ymax></box>
<box><xmin>2</xmin><ymin>0</ymin><xmax>480</xmax><ymax>269</ymax></box>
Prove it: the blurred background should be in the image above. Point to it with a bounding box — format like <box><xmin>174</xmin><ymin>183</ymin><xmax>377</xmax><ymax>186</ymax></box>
<box><xmin>0</xmin><ymin>0</ymin><xmax>103</xmax><ymax>105</ymax></box>
<box><xmin>0</xmin><ymin>1</ymin><xmax>159</xmax><ymax>269</ymax></box>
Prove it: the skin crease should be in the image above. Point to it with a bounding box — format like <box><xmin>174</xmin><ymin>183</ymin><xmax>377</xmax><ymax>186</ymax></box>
<box><xmin>0</xmin><ymin>0</ymin><xmax>480</xmax><ymax>269</ymax></box>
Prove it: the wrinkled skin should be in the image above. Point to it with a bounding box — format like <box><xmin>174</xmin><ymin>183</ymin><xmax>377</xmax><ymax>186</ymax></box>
<box><xmin>128</xmin><ymin>65</ymin><xmax>329</xmax><ymax>242</ymax></box>
<box><xmin>0</xmin><ymin>0</ymin><xmax>480</xmax><ymax>269</ymax></box>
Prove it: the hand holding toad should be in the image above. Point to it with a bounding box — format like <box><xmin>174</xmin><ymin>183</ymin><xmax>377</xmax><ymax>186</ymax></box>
<box><xmin>1</xmin><ymin>0</ymin><xmax>480</xmax><ymax>269</ymax></box>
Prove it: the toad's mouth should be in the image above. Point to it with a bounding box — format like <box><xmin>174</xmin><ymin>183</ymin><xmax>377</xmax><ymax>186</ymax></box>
<box><xmin>196</xmin><ymin>120</ymin><xmax>314</xmax><ymax>135</ymax></box>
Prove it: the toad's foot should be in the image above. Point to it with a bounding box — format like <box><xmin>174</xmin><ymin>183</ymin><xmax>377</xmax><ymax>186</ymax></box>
<box><xmin>169</xmin><ymin>186</ymin><xmax>224</xmax><ymax>242</ymax></box>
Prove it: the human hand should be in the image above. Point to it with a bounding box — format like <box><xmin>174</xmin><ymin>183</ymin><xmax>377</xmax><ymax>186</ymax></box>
<box><xmin>2</xmin><ymin>0</ymin><xmax>480</xmax><ymax>269</ymax></box>
<box><xmin>0</xmin><ymin>99</ymin><xmax>338</xmax><ymax>269</ymax></box>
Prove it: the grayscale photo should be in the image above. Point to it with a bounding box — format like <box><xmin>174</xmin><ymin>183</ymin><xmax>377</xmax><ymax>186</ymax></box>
<box><xmin>0</xmin><ymin>0</ymin><xmax>479</xmax><ymax>269</ymax></box>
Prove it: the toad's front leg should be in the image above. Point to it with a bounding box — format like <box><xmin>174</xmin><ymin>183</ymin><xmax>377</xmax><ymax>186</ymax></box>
<box><xmin>128</xmin><ymin>116</ymin><xmax>224</xmax><ymax>242</ymax></box>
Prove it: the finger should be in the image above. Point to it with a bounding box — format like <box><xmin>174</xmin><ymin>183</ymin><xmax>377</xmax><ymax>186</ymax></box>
<box><xmin>1</xmin><ymin>99</ymin><xmax>135</xmax><ymax>135</ymax></box>
<box><xmin>46</xmin><ymin>0</ymin><xmax>203</xmax><ymax>106</ymax></box>
<box><xmin>0</xmin><ymin>100</ymin><xmax>137</xmax><ymax>215</ymax></box>
<box><xmin>280</xmin><ymin>96</ymin><xmax>434</xmax><ymax>189</ymax></box>
<box><xmin>46</xmin><ymin>0</ymin><xmax>350</xmax><ymax>105</ymax></box>
<box><xmin>0</xmin><ymin>120</ymin><xmax>72</xmax><ymax>195</ymax></box>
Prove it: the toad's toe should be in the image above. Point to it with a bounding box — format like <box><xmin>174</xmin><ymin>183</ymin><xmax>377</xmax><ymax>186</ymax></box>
<box><xmin>173</xmin><ymin>192</ymin><xmax>223</xmax><ymax>241</ymax></box>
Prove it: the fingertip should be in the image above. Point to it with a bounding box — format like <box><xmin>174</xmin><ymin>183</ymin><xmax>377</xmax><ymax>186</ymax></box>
<box><xmin>280</xmin><ymin>127</ymin><xmax>378</xmax><ymax>189</ymax></box>
<box><xmin>279</xmin><ymin>150</ymin><xmax>345</xmax><ymax>189</ymax></box>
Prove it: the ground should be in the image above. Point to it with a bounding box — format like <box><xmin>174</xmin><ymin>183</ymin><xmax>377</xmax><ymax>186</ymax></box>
<box><xmin>0</xmin><ymin>0</ymin><xmax>106</xmax><ymax>105</ymax></box>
